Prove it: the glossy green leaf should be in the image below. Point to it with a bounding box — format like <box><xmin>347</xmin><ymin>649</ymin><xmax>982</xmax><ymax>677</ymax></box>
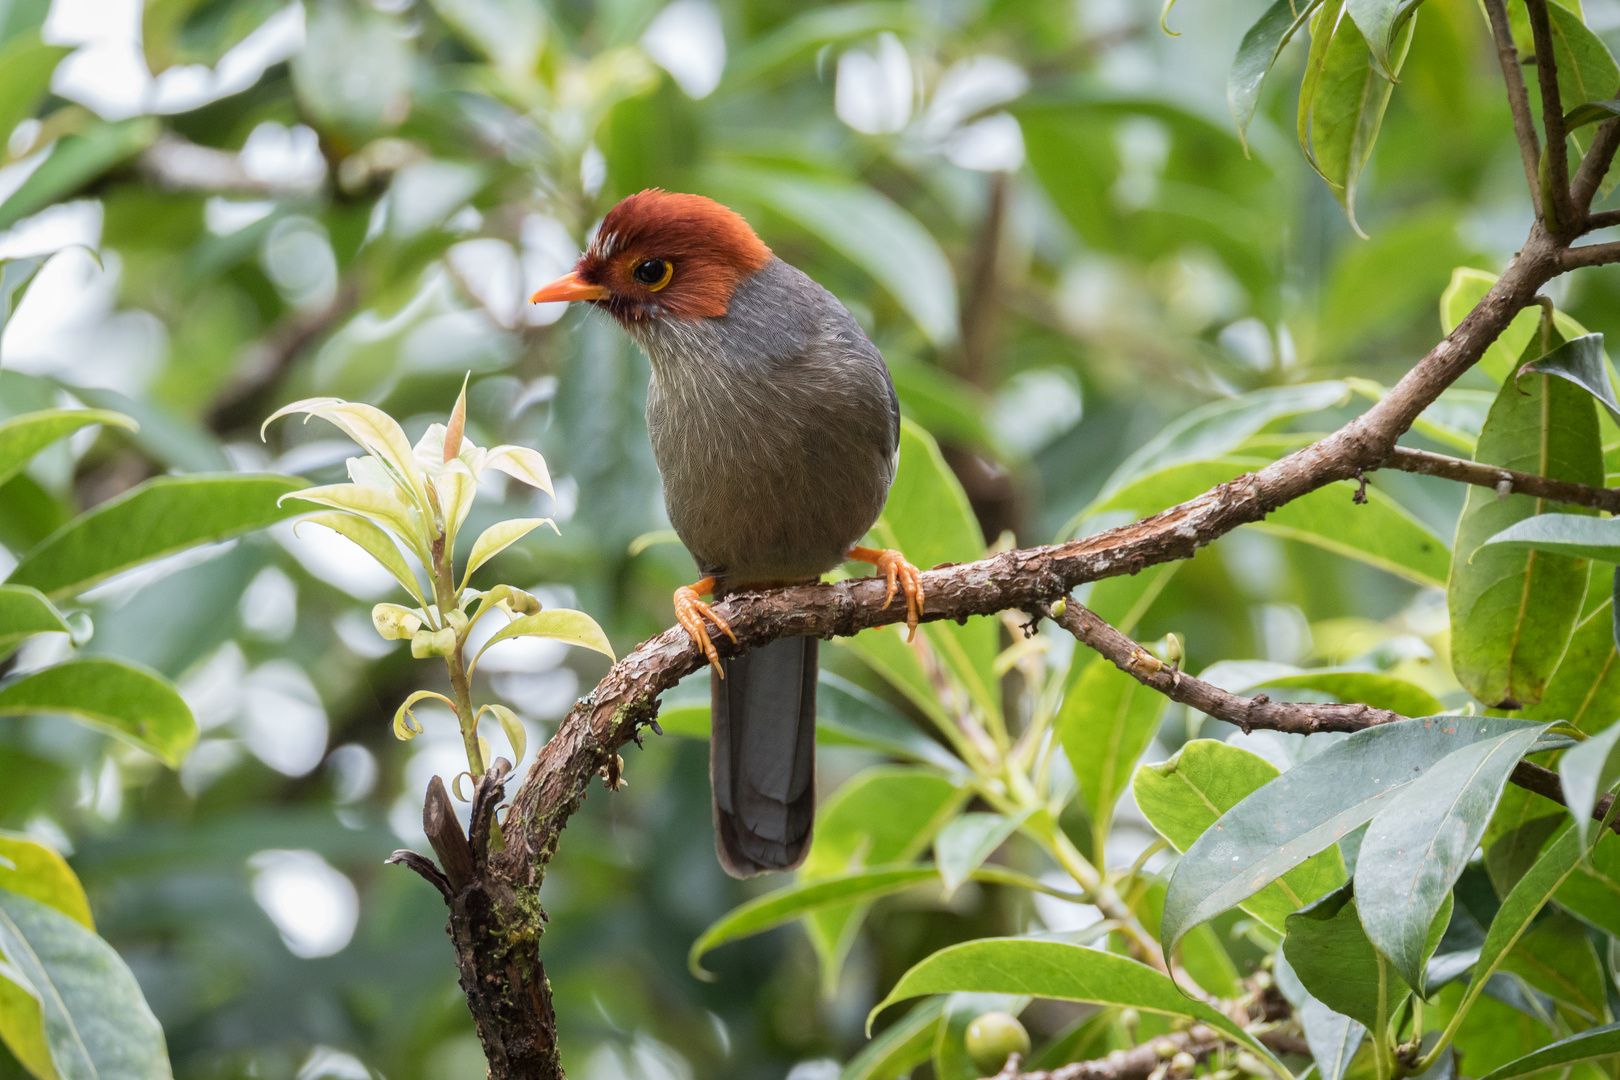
<box><xmin>1058</xmin><ymin>656</ymin><xmax>1168</xmax><ymax>856</ymax></box>
<box><xmin>1284</xmin><ymin>884</ymin><xmax>1449</xmax><ymax>1029</ymax></box>
<box><xmin>0</xmin><ymin>968</ymin><xmax>55</xmax><ymax>1080</ymax></box>
<box><xmin>1485</xmin><ymin>514</ymin><xmax>1620</xmax><ymax>565</ymax></box>
<box><xmin>0</xmin><ymin>258</ymin><xmax>45</xmax><ymax>332</ymax></box>
<box><xmin>1297</xmin><ymin>1</ymin><xmax>1413</xmax><ymax>233</ymax></box>
<box><xmin>1090</xmin><ymin>458</ymin><xmax>1449</xmax><ymax>587</ymax></box>
<box><xmin>712</xmin><ymin>167</ymin><xmax>958</xmax><ymax>347</ymax></box>
<box><xmin>1345</xmin><ymin>0</ymin><xmax>1422</xmax><ymax>77</ymax></box>
<box><xmin>471</xmin><ymin>609</ymin><xmax>614</xmax><ymax>668</ymax></box>
<box><xmin>1135</xmin><ymin>740</ymin><xmax>1345</xmax><ymax>934</ymax></box>
<box><xmin>1519</xmin><ymin>334</ymin><xmax>1620</xmax><ymax>426</ymax></box>
<box><xmin>866</xmin><ymin>938</ymin><xmax>1283</xmax><ymax>1072</ymax></box>
<box><xmin>874</xmin><ymin>421</ymin><xmax>1000</xmax><ymax>726</ymax></box>
<box><xmin>0</xmin><ymin>119</ymin><xmax>160</xmax><ymax>232</ymax></box>
<box><xmin>1510</xmin><ymin>1</ymin><xmax>1620</xmax><ymax>114</ymax></box>
<box><xmin>1565</xmin><ymin>98</ymin><xmax>1620</xmax><ymax>131</ymax></box>
<box><xmin>461</xmin><ymin>518</ymin><xmax>555</xmax><ymax>586</ymax></box>
<box><xmin>0</xmin><ymin>35</ymin><xmax>71</xmax><ymax>187</ymax></box>
<box><xmin>1355</xmin><ymin>721</ymin><xmax>1548</xmax><ymax>990</ymax></box>
<box><xmin>1478</xmin><ymin>1021</ymin><xmax>1620</xmax><ymax>1080</ymax></box>
<box><xmin>1559</xmin><ymin>723</ymin><xmax>1620</xmax><ymax>848</ymax></box>
<box><xmin>0</xmin><ymin>410</ymin><xmax>138</xmax><ymax>490</ymax></box>
<box><xmin>1159</xmin><ymin>717</ymin><xmax>1534</xmax><ymax>958</ymax></box>
<box><xmin>689</xmin><ymin>865</ymin><xmax>941</xmax><ymax>978</ymax></box>
<box><xmin>1499</xmin><ymin>913</ymin><xmax>1608</xmax><ymax>1021</ymax></box>
<box><xmin>1448</xmin><ymin>357</ymin><xmax>1603</xmax><ymax>709</ymax></box>
<box><xmin>1135</xmin><ymin>880</ymin><xmax>1244</xmax><ymax>997</ymax></box>
<box><xmin>0</xmin><ymin>659</ymin><xmax>196</xmax><ymax>767</ymax></box>
<box><xmin>800</xmin><ymin>767</ymin><xmax>965</xmax><ymax>992</ymax></box>
<box><xmin>1553</xmin><ymin>829</ymin><xmax>1620</xmax><ymax>935</ymax></box>
<box><xmin>836</xmin><ymin>624</ymin><xmax>954</xmax><ymax>736</ymax></box>
<box><xmin>1197</xmin><ymin>661</ymin><xmax>1444</xmax><ymax>717</ymax></box>
<box><xmin>0</xmin><ymin>888</ymin><xmax>173</xmax><ymax>1080</ymax></box>
<box><xmin>934</xmin><ymin>812</ymin><xmax>1029</xmax><ymax>899</ymax></box>
<box><xmin>1299</xmin><ymin>995</ymin><xmax>1365</xmax><ymax>1080</ymax></box>
<box><xmin>815</xmin><ymin>674</ymin><xmax>965</xmax><ymax>772</ymax></box>
<box><xmin>840</xmin><ymin>996</ymin><xmax>946</xmax><ymax>1080</ymax></box>
<box><xmin>294</xmin><ymin>512</ymin><xmax>425</xmax><ymax>606</ymax></box>
<box><xmin>0</xmin><ymin>835</ymin><xmax>90</xmax><ymax>930</ymax></box>
<box><xmin>1230</xmin><ymin>0</ymin><xmax>1327</xmax><ymax>148</ymax></box>
<box><xmin>1089</xmin><ymin>382</ymin><xmax>1349</xmax><ymax>508</ymax></box>
<box><xmin>1521</xmin><ymin>599</ymin><xmax>1620</xmax><ymax>732</ymax></box>
<box><xmin>0</xmin><ymin>587</ymin><xmax>66</xmax><ymax>656</ymax></box>
<box><xmin>6</xmin><ymin>474</ymin><xmax>307</xmax><ymax>600</ymax></box>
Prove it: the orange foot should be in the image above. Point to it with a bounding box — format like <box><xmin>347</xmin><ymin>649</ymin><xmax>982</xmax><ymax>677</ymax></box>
<box><xmin>674</xmin><ymin>576</ymin><xmax>737</xmax><ymax>675</ymax></box>
<box><xmin>848</xmin><ymin>546</ymin><xmax>925</xmax><ymax>641</ymax></box>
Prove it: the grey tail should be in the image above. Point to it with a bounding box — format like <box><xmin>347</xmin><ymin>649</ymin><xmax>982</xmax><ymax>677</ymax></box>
<box><xmin>710</xmin><ymin>635</ymin><xmax>818</xmax><ymax>878</ymax></box>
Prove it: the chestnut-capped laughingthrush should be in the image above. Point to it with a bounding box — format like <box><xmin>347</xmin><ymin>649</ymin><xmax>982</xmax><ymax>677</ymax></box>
<box><xmin>530</xmin><ymin>190</ymin><xmax>923</xmax><ymax>878</ymax></box>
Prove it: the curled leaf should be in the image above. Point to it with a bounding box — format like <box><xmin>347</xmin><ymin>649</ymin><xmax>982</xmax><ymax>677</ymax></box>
<box><xmin>263</xmin><ymin>398</ymin><xmax>430</xmax><ymax>512</ymax></box>
<box><xmin>482</xmin><ymin>445</ymin><xmax>553</xmax><ymax>495</ymax></box>
<box><xmin>411</xmin><ymin>626</ymin><xmax>457</xmax><ymax>659</ymax></box>
<box><xmin>393</xmin><ymin>689</ymin><xmax>455</xmax><ymax>740</ymax></box>
<box><xmin>371</xmin><ymin>603</ymin><xmax>423</xmax><ymax>641</ymax></box>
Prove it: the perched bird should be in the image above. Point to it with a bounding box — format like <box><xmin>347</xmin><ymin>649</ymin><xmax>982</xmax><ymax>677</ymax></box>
<box><xmin>530</xmin><ymin>190</ymin><xmax>924</xmax><ymax>877</ymax></box>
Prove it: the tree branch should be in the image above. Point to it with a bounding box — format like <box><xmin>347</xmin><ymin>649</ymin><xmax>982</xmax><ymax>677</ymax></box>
<box><xmin>1048</xmin><ymin>601</ymin><xmax>1618</xmax><ymax>834</ymax></box>
<box><xmin>1483</xmin><ymin>0</ymin><xmax>1543</xmax><ymax>216</ymax></box>
<box><xmin>1559</xmin><ymin>239</ymin><xmax>1620</xmax><ymax>268</ymax></box>
<box><xmin>1571</xmin><ymin>117</ymin><xmax>1620</xmax><ymax>212</ymax></box>
<box><xmin>1380</xmin><ymin>445</ymin><xmax>1620</xmax><ymax>513</ymax></box>
<box><xmin>1582</xmin><ymin>207</ymin><xmax>1620</xmax><ymax>232</ymax></box>
<box><xmin>1526</xmin><ymin>0</ymin><xmax>1576</xmax><ymax>233</ymax></box>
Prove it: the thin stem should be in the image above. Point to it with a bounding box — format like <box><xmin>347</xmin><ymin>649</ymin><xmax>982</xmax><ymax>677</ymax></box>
<box><xmin>1571</xmin><ymin>117</ymin><xmax>1620</xmax><ymax>211</ymax></box>
<box><xmin>430</xmin><ymin>533</ymin><xmax>483</xmax><ymax>776</ymax></box>
<box><xmin>1380</xmin><ymin>446</ymin><xmax>1620</xmax><ymax>513</ymax></box>
<box><xmin>1483</xmin><ymin>0</ymin><xmax>1543</xmax><ymax>216</ymax></box>
<box><xmin>1527</xmin><ymin>0</ymin><xmax>1576</xmax><ymax>232</ymax></box>
<box><xmin>1583</xmin><ymin>207</ymin><xmax>1620</xmax><ymax>232</ymax></box>
<box><xmin>1561</xmin><ymin>239</ymin><xmax>1620</xmax><ymax>268</ymax></box>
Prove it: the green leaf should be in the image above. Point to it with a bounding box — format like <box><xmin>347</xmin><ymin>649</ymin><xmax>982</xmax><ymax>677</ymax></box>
<box><xmin>689</xmin><ymin>865</ymin><xmax>941</xmax><ymax>978</ymax></box>
<box><xmin>0</xmin><ymin>588</ymin><xmax>66</xmax><ymax>656</ymax></box>
<box><xmin>1088</xmin><ymin>383</ymin><xmax>1349</xmax><ymax>509</ymax></box>
<box><xmin>461</xmin><ymin>518</ymin><xmax>555</xmax><ymax>586</ymax></box>
<box><xmin>1520</xmin><ymin>599</ymin><xmax>1620</xmax><ymax>732</ymax></box>
<box><xmin>1283</xmin><ymin>884</ymin><xmax>1449</xmax><ymax>1029</ymax></box>
<box><xmin>1354</xmin><ymin>721</ymin><xmax>1548</xmax><ymax>990</ymax></box>
<box><xmin>1511</xmin><ymin>1</ymin><xmax>1620</xmax><ymax>113</ymax></box>
<box><xmin>1553</xmin><ymin>829</ymin><xmax>1620</xmax><ymax>935</ymax></box>
<box><xmin>836</xmin><ymin>624</ymin><xmax>955</xmax><ymax>735</ymax></box>
<box><xmin>1499</xmin><ymin>913</ymin><xmax>1608</xmax><ymax>1021</ymax></box>
<box><xmin>1484</xmin><ymin>514</ymin><xmax>1620</xmax><ymax>564</ymax></box>
<box><xmin>6</xmin><ymin>474</ymin><xmax>307</xmax><ymax>600</ymax></box>
<box><xmin>0</xmin><ymin>258</ymin><xmax>46</xmax><ymax>333</ymax></box>
<box><xmin>933</xmin><ymin>992</ymin><xmax>1030</xmax><ymax>1080</ymax></box>
<box><xmin>0</xmin><ymin>120</ymin><xmax>160</xmax><ymax>232</ymax></box>
<box><xmin>1559</xmin><ymin>723</ymin><xmax>1620</xmax><ymax>849</ymax></box>
<box><xmin>471</xmin><ymin>609</ymin><xmax>614</xmax><ymax>667</ymax></box>
<box><xmin>1440</xmin><ymin>270</ymin><xmax>1544</xmax><ymax>384</ymax></box>
<box><xmin>722</xmin><ymin>2</ymin><xmax>915</xmax><ymax>91</ymax></box>
<box><xmin>1091</xmin><ymin>458</ymin><xmax>1450</xmax><ymax>588</ymax></box>
<box><xmin>0</xmin><ymin>34</ymin><xmax>70</xmax><ymax>171</ymax></box>
<box><xmin>1135</xmin><ymin>740</ymin><xmax>1345</xmax><ymax>934</ymax></box>
<box><xmin>710</xmin><ymin>167</ymin><xmax>959</xmax><ymax>347</ymax></box>
<box><xmin>1197</xmin><ymin>661</ymin><xmax>1444</xmax><ymax>718</ymax></box>
<box><xmin>0</xmin><ymin>659</ymin><xmax>195</xmax><ymax>767</ymax></box>
<box><xmin>934</xmin><ymin>812</ymin><xmax>1030</xmax><ymax>899</ymax></box>
<box><xmin>875</xmin><ymin>421</ymin><xmax>999</xmax><ymax>726</ymax></box>
<box><xmin>1477</xmin><ymin>1021</ymin><xmax>1620</xmax><ymax>1080</ymax></box>
<box><xmin>1299</xmin><ymin>995</ymin><xmax>1366</xmax><ymax>1080</ymax></box>
<box><xmin>1058</xmin><ymin>656</ymin><xmax>1169</xmax><ymax>856</ymax></box>
<box><xmin>1297</xmin><ymin>1</ymin><xmax>1413</xmax><ymax>234</ymax></box>
<box><xmin>815</xmin><ymin>674</ymin><xmax>965</xmax><ymax>772</ymax></box>
<box><xmin>0</xmin><ymin>888</ymin><xmax>172</xmax><ymax>1080</ymax></box>
<box><xmin>0</xmin><ymin>836</ymin><xmax>88</xmax><ymax>931</ymax></box>
<box><xmin>840</xmin><ymin>996</ymin><xmax>946</xmax><ymax>1080</ymax></box>
<box><xmin>865</xmin><ymin>938</ymin><xmax>1284</xmax><ymax>1073</ymax></box>
<box><xmin>1230</xmin><ymin>0</ymin><xmax>1328</xmax><ymax>148</ymax></box>
<box><xmin>1519</xmin><ymin>334</ymin><xmax>1620</xmax><ymax>425</ymax></box>
<box><xmin>800</xmin><ymin>767</ymin><xmax>966</xmax><ymax>993</ymax></box>
<box><xmin>1345</xmin><ymin>0</ymin><xmax>1423</xmax><ymax>77</ymax></box>
<box><xmin>1448</xmin><ymin>356</ymin><xmax>1603</xmax><ymax>709</ymax></box>
<box><xmin>294</xmin><ymin>512</ymin><xmax>425</xmax><ymax>606</ymax></box>
<box><xmin>1158</xmin><ymin>717</ymin><xmax>1535</xmax><ymax>959</ymax></box>
<box><xmin>0</xmin><ymin>410</ymin><xmax>138</xmax><ymax>490</ymax></box>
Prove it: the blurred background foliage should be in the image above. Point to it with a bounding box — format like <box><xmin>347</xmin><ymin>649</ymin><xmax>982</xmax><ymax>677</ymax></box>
<box><xmin>2</xmin><ymin>0</ymin><xmax>1617</xmax><ymax>1074</ymax></box>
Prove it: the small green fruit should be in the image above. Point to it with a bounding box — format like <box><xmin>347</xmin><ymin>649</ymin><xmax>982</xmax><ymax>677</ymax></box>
<box><xmin>965</xmin><ymin>1010</ymin><xmax>1030</xmax><ymax>1072</ymax></box>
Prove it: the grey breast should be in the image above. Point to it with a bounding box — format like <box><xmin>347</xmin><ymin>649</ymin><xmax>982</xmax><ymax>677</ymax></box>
<box><xmin>634</xmin><ymin>258</ymin><xmax>899</xmax><ymax>586</ymax></box>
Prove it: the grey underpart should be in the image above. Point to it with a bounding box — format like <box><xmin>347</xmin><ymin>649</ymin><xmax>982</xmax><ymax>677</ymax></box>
<box><xmin>710</xmin><ymin>635</ymin><xmax>818</xmax><ymax>876</ymax></box>
<box><xmin>635</xmin><ymin>257</ymin><xmax>899</xmax><ymax>585</ymax></box>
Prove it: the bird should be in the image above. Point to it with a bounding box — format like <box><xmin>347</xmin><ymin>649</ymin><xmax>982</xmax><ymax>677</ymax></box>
<box><xmin>529</xmin><ymin>189</ymin><xmax>924</xmax><ymax>877</ymax></box>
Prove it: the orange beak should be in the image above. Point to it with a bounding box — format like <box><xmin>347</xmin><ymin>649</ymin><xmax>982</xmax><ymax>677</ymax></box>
<box><xmin>529</xmin><ymin>271</ymin><xmax>608</xmax><ymax>304</ymax></box>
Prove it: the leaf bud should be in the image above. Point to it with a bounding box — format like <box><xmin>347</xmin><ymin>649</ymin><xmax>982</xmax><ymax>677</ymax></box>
<box><xmin>444</xmin><ymin>607</ymin><xmax>470</xmax><ymax>638</ymax></box>
<box><xmin>1155</xmin><ymin>1040</ymin><xmax>1180</xmax><ymax>1059</ymax></box>
<box><xmin>1172</xmin><ymin>1053</ymin><xmax>1198</xmax><ymax>1072</ymax></box>
<box><xmin>964</xmin><ymin>1011</ymin><xmax>1030</xmax><ymax>1073</ymax></box>
<box><xmin>411</xmin><ymin>625</ymin><xmax>457</xmax><ymax>658</ymax></box>
<box><xmin>373</xmin><ymin>603</ymin><xmax>422</xmax><ymax>640</ymax></box>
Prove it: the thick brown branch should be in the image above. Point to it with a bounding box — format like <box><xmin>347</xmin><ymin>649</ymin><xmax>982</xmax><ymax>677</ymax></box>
<box><xmin>1560</xmin><ymin>239</ymin><xmax>1620</xmax><ymax>268</ymax></box>
<box><xmin>1571</xmin><ymin>118</ymin><xmax>1620</xmax><ymax>212</ymax></box>
<box><xmin>1050</xmin><ymin>602</ymin><xmax>1620</xmax><ymax>834</ymax></box>
<box><xmin>1381</xmin><ymin>445</ymin><xmax>1620</xmax><ymax>513</ymax></box>
<box><xmin>1483</xmin><ymin>0</ymin><xmax>1543</xmax><ymax>216</ymax></box>
<box><xmin>1527</xmin><ymin>0</ymin><xmax>1576</xmax><ymax>232</ymax></box>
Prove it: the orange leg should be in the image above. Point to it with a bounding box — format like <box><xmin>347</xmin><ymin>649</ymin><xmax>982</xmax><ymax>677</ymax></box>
<box><xmin>847</xmin><ymin>546</ymin><xmax>924</xmax><ymax>641</ymax></box>
<box><xmin>674</xmin><ymin>576</ymin><xmax>737</xmax><ymax>675</ymax></box>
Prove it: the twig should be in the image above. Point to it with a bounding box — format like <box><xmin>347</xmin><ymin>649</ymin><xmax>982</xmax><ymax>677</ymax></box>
<box><xmin>1048</xmin><ymin>602</ymin><xmax>1619</xmax><ymax>834</ymax></box>
<box><xmin>1381</xmin><ymin>446</ymin><xmax>1620</xmax><ymax>513</ymax></box>
<box><xmin>1526</xmin><ymin>0</ymin><xmax>1576</xmax><ymax>233</ymax></box>
<box><xmin>1559</xmin><ymin>239</ymin><xmax>1620</xmax><ymax>268</ymax></box>
<box><xmin>1571</xmin><ymin>118</ymin><xmax>1620</xmax><ymax>211</ymax></box>
<box><xmin>1483</xmin><ymin>0</ymin><xmax>1543</xmax><ymax>216</ymax></box>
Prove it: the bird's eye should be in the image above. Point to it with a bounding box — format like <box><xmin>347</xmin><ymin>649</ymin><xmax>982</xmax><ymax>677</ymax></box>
<box><xmin>632</xmin><ymin>258</ymin><xmax>674</xmax><ymax>291</ymax></box>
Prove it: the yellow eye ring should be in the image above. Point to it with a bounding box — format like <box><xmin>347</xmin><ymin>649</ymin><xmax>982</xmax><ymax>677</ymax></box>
<box><xmin>633</xmin><ymin>258</ymin><xmax>674</xmax><ymax>292</ymax></box>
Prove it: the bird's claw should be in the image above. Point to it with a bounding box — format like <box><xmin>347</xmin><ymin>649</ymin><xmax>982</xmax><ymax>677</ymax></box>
<box><xmin>674</xmin><ymin>581</ymin><xmax>735</xmax><ymax>676</ymax></box>
<box><xmin>850</xmin><ymin>546</ymin><xmax>924</xmax><ymax>642</ymax></box>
